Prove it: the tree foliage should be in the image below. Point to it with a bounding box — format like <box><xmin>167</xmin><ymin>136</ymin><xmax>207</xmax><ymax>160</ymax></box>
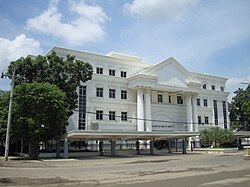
<box><xmin>200</xmin><ymin>127</ymin><xmax>235</xmax><ymax>147</ymax></box>
<box><xmin>229</xmin><ymin>85</ymin><xmax>250</xmax><ymax>131</ymax></box>
<box><xmin>4</xmin><ymin>51</ymin><xmax>93</xmax><ymax>158</ymax></box>
<box><xmin>7</xmin><ymin>51</ymin><xmax>93</xmax><ymax>115</ymax></box>
<box><xmin>0</xmin><ymin>90</ymin><xmax>9</xmax><ymax>145</ymax></box>
<box><xmin>12</xmin><ymin>82</ymin><xmax>70</xmax><ymax>159</ymax></box>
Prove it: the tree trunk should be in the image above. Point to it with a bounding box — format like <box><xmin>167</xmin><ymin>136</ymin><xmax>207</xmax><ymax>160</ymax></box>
<box><xmin>29</xmin><ymin>143</ymin><xmax>39</xmax><ymax>160</ymax></box>
<box><xmin>56</xmin><ymin>139</ymin><xmax>60</xmax><ymax>158</ymax></box>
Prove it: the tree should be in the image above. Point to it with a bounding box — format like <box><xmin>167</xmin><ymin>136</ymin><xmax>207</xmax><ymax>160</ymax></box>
<box><xmin>7</xmin><ymin>51</ymin><xmax>93</xmax><ymax>116</ymax></box>
<box><xmin>12</xmin><ymin>82</ymin><xmax>70</xmax><ymax>159</ymax></box>
<box><xmin>229</xmin><ymin>85</ymin><xmax>250</xmax><ymax>131</ymax></box>
<box><xmin>200</xmin><ymin>127</ymin><xmax>235</xmax><ymax>147</ymax></box>
<box><xmin>0</xmin><ymin>90</ymin><xmax>9</xmax><ymax>147</ymax></box>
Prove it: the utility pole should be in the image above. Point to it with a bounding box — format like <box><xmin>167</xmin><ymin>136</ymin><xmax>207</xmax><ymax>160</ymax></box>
<box><xmin>1</xmin><ymin>67</ymin><xmax>15</xmax><ymax>161</ymax></box>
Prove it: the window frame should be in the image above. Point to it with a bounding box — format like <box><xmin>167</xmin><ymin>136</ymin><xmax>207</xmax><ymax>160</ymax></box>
<box><xmin>121</xmin><ymin>111</ymin><xmax>127</xmax><ymax>121</ymax></box>
<box><xmin>158</xmin><ymin>94</ymin><xmax>163</xmax><ymax>103</ymax></box>
<box><xmin>109</xmin><ymin>89</ymin><xmax>116</xmax><ymax>98</ymax></box>
<box><xmin>203</xmin><ymin>99</ymin><xmax>208</xmax><ymax>107</ymax></box>
<box><xmin>177</xmin><ymin>96</ymin><xmax>183</xmax><ymax>104</ymax></box>
<box><xmin>96</xmin><ymin>110</ymin><xmax>103</xmax><ymax>120</ymax></box>
<box><xmin>205</xmin><ymin>116</ymin><xmax>209</xmax><ymax>124</ymax></box>
<box><xmin>109</xmin><ymin>69</ymin><xmax>115</xmax><ymax>76</ymax></box>
<box><xmin>121</xmin><ymin>71</ymin><xmax>127</xmax><ymax>78</ymax></box>
<box><xmin>197</xmin><ymin>98</ymin><xmax>200</xmax><ymax>106</ymax></box>
<box><xmin>96</xmin><ymin>87</ymin><xmax>103</xmax><ymax>97</ymax></box>
<box><xmin>121</xmin><ymin>90</ymin><xmax>127</xmax><ymax>100</ymax></box>
<box><xmin>109</xmin><ymin>111</ymin><xmax>116</xmax><ymax>121</ymax></box>
<box><xmin>96</xmin><ymin>67</ymin><xmax>103</xmax><ymax>75</ymax></box>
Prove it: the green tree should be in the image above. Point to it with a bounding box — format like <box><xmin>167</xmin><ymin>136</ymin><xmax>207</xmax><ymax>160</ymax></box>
<box><xmin>229</xmin><ymin>85</ymin><xmax>250</xmax><ymax>131</ymax></box>
<box><xmin>200</xmin><ymin>127</ymin><xmax>235</xmax><ymax>147</ymax></box>
<box><xmin>0</xmin><ymin>90</ymin><xmax>9</xmax><ymax>146</ymax></box>
<box><xmin>6</xmin><ymin>51</ymin><xmax>93</xmax><ymax>158</ymax></box>
<box><xmin>7</xmin><ymin>51</ymin><xmax>93</xmax><ymax>116</ymax></box>
<box><xmin>12</xmin><ymin>82</ymin><xmax>70</xmax><ymax>159</ymax></box>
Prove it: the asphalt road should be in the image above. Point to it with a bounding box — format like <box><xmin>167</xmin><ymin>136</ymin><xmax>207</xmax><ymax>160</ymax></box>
<box><xmin>0</xmin><ymin>150</ymin><xmax>249</xmax><ymax>186</ymax></box>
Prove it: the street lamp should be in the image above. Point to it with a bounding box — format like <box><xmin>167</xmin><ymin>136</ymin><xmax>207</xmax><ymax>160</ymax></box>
<box><xmin>1</xmin><ymin>67</ymin><xmax>15</xmax><ymax>161</ymax></box>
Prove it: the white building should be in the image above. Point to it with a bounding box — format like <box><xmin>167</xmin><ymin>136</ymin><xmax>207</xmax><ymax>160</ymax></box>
<box><xmin>49</xmin><ymin>47</ymin><xmax>229</xmax><ymax>147</ymax></box>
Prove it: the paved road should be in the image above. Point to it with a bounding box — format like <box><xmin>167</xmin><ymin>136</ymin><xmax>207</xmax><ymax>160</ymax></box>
<box><xmin>0</xmin><ymin>150</ymin><xmax>249</xmax><ymax>186</ymax></box>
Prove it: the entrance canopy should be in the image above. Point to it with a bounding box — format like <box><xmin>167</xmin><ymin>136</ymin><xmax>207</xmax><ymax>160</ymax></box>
<box><xmin>234</xmin><ymin>131</ymin><xmax>250</xmax><ymax>138</ymax></box>
<box><xmin>63</xmin><ymin>130</ymin><xmax>200</xmax><ymax>141</ymax></box>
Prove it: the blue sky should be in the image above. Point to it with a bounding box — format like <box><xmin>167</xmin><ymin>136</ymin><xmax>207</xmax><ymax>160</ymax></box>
<box><xmin>0</xmin><ymin>0</ymin><xmax>250</xmax><ymax>101</ymax></box>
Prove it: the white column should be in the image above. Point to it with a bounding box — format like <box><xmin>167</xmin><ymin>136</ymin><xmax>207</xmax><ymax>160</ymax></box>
<box><xmin>186</xmin><ymin>94</ymin><xmax>193</xmax><ymax>132</ymax></box>
<box><xmin>186</xmin><ymin>94</ymin><xmax>193</xmax><ymax>149</ymax></box>
<box><xmin>145</xmin><ymin>89</ymin><xmax>152</xmax><ymax>132</ymax></box>
<box><xmin>192</xmin><ymin>95</ymin><xmax>198</xmax><ymax>132</ymax></box>
<box><xmin>137</xmin><ymin>87</ymin><xmax>144</xmax><ymax>131</ymax></box>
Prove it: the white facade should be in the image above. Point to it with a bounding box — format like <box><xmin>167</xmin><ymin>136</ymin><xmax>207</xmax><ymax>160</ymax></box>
<box><xmin>48</xmin><ymin>47</ymin><xmax>229</xmax><ymax>136</ymax></box>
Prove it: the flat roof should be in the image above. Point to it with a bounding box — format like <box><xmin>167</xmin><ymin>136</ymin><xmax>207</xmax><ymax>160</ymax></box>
<box><xmin>234</xmin><ymin>131</ymin><xmax>250</xmax><ymax>138</ymax></box>
<box><xmin>63</xmin><ymin>130</ymin><xmax>200</xmax><ymax>141</ymax></box>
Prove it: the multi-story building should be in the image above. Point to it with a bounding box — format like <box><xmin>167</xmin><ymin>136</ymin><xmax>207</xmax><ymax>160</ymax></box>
<box><xmin>48</xmin><ymin>47</ymin><xmax>229</xmax><ymax>147</ymax></box>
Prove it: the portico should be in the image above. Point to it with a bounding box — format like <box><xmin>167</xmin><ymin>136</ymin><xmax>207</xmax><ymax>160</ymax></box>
<box><xmin>63</xmin><ymin>130</ymin><xmax>199</xmax><ymax>158</ymax></box>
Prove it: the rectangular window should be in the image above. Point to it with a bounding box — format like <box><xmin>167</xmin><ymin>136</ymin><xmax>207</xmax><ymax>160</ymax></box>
<box><xmin>204</xmin><ymin>99</ymin><xmax>208</xmax><ymax>107</ymax></box>
<box><xmin>198</xmin><ymin>116</ymin><xmax>202</xmax><ymax>125</ymax></box>
<box><xmin>222</xmin><ymin>101</ymin><xmax>227</xmax><ymax>129</ymax></box>
<box><xmin>158</xmin><ymin>94</ymin><xmax>163</xmax><ymax>103</ymax></box>
<box><xmin>205</xmin><ymin>116</ymin><xmax>209</xmax><ymax>124</ymax></box>
<box><xmin>121</xmin><ymin>112</ymin><xmax>127</xmax><ymax>121</ymax></box>
<box><xmin>177</xmin><ymin>96</ymin><xmax>183</xmax><ymax>104</ymax></box>
<box><xmin>96</xmin><ymin>87</ymin><xmax>103</xmax><ymax>97</ymax></box>
<box><xmin>109</xmin><ymin>111</ymin><xmax>115</xmax><ymax>120</ymax></box>
<box><xmin>197</xmin><ymin>98</ymin><xmax>200</xmax><ymax>106</ymax></box>
<box><xmin>220</xmin><ymin>87</ymin><xmax>224</xmax><ymax>91</ymax></box>
<box><xmin>109</xmin><ymin>69</ymin><xmax>115</xmax><ymax>76</ymax></box>
<box><xmin>213</xmin><ymin>100</ymin><xmax>218</xmax><ymax>125</ymax></box>
<box><xmin>121</xmin><ymin>90</ymin><xmax>127</xmax><ymax>99</ymax></box>
<box><xmin>169</xmin><ymin>95</ymin><xmax>171</xmax><ymax>103</ymax></box>
<box><xmin>203</xmin><ymin>84</ymin><xmax>206</xmax><ymax>89</ymax></box>
<box><xmin>121</xmin><ymin>71</ymin><xmax>127</xmax><ymax>78</ymax></box>
<box><xmin>78</xmin><ymin>86</ymin><xmax>86</xmax><ymax>130</ymax></box>
<box><xmin>96</xmin><ymin>67</ymin><xmax>103</xmax><ymax>74</ymax></box>
<box><xmin>211</xmin><ymin>85</ymin><xmax>215</xmax><ymax>90</ymax></box>
<box><xmin>109</xmin><ymin>89</ymin><xmax>116</xmax><ymax>98</ymax></box>
<box><xmin>96</xmin><ymin>110</ymin><xmax>103</xmax><ymax>120</ymax></box>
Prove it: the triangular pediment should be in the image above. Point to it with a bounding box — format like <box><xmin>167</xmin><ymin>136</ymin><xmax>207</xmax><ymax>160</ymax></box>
<box><xmin>139</xmin><ymin>57</ymin><xmax>201</xmax><ymax>87</ymax></box>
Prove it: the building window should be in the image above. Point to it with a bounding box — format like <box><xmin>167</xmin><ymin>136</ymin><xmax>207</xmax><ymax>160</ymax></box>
<box><xmin>222</xmin><ymin>101</ymin><xmax>227</xmax><ymax>129</ymax></box>
<box><xmin>96</xmin><ymin>110</ymin><xmax>103</xmax><ymax>120</ymax></box>
<box><xmin>121</xmin><ymin>71</ymin><xmax>127</xmax><ymax>78</ymax></box>
<box><xmin>213</xmin><ymin>100</ymin><xmax>218</xmax><ymax>125</ymax></box>
<box><xmin>96</xmin><ymin>87</ymin><xmax>103</xmax><ymax>97</ymax></box>
<box><xmin>169</xmin><ymin>95</ymin><xmax>171</xmax><ymax>103</ymax></box>
<box><xmin>121</xmin><ymin>112</ymin><xmax>127</xmax><ymax>121</ymax></box>
<box><xmin>109</xmin><ymin>111</ymin><xmax>116</xmax><ymax>120</ymax></box>
<box><xmin>96</xmin><ymin>67</ymin><xmax>103</xmax><ymax>74</ymax></box>
<box><xmin>211</xmin><ymin>85</ymin><xmax>215</xmax><ymax>90</ymax></box>
<box><xmin>197</xmin><ymin>98</ymin><xmax>200</xmax><ymax>106</ymax></box>
<box><xmin>109</xmin><ymin>89</ymin><xmax>116</xmax><ymax>98</ymax></box>
<box><xmin>177</xmin><ymin>96</ymin><xmax>183</xmax><ymax>104</ymax></box>
<box><xmin>158</xmin><ymin>94</ymin><xmax>163</xmax><ymax>103</ymax></box>
<box><xmin>204</xmin><ymin>99</ymin><xmax>208</xmax><ymax>107</ymax></box>
<box><xmin>203</xmin><ymin>84</ymin><xmax>206</xmax><ymax>89</ymax></box>
<box><xmin>78</xmin><ymin>86</ymin><xmax>86</xmax><ymax>130</ymax></box>
<box><xmin>220</xmin><ymin>87</ymin><xmax>224</xmax><ymax>91</ymax></box>
<box><xmin>198</xmin><ymin>116</ymin><xmax>202</xmax><ymax>125</ymax></box>
<box><xmin>205</xmin><ymin>116</ymin><xmax>209</xmax><ymax>124</ymax></box>
<box><xmin>121</xmin><ymin>90</ymin><xmax>127</xmax><ymax>99</ymax></box>
<box><xmin>109</xmin><ymin>69</ymin><xmax>115</xmax><ymax>76</ymax></box>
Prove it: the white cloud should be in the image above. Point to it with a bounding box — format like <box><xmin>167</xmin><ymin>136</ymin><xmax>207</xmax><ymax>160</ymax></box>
<box><xmin>124</xmin><ymin>0</ymin><xmax>199</xmax><ymax>21</ymax></box>
<box><xmin>26</xmin><ymin>0</ymin><xmax>109</xmax><ymax>46</ymax></box>
<box><xmin>226</xmin><ymin>76</ymin><xmax>250</xmax><ymax>102</ymax></box>
<box><xmin>0</xmin><ymin>34</ymin><xmax>42</xmax><ymax>72</ymax></box>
